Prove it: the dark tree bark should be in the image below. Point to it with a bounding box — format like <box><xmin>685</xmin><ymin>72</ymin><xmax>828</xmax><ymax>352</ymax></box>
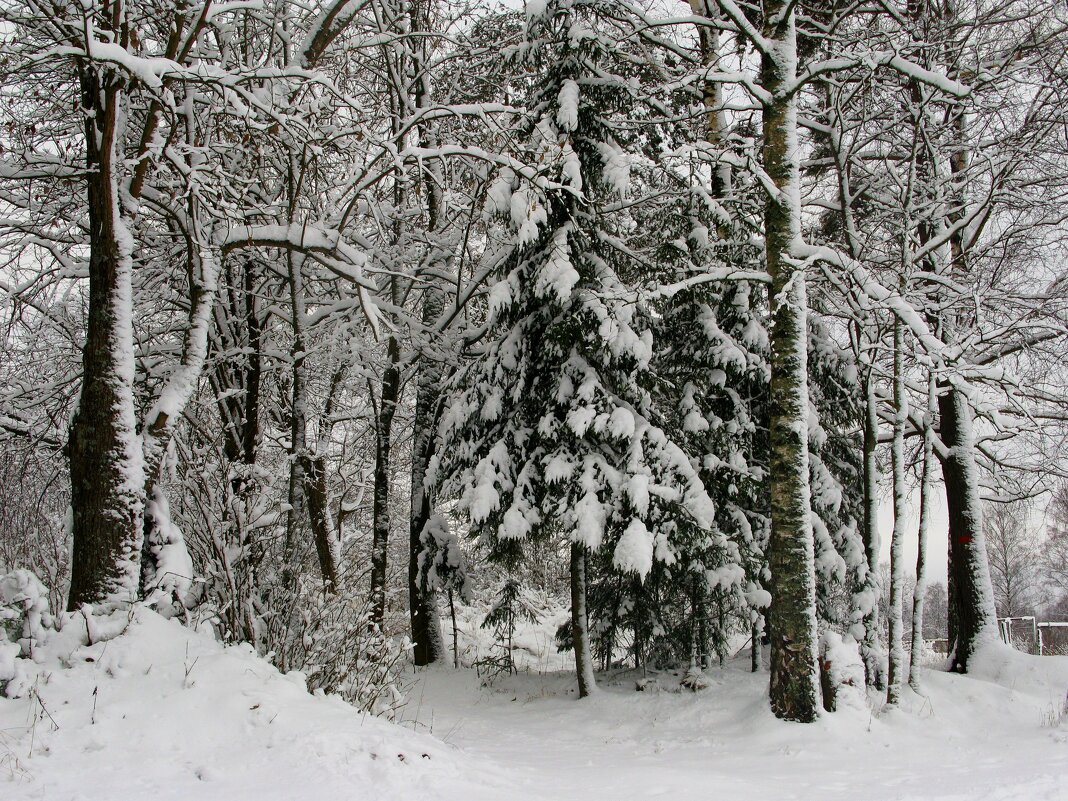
<box><xmin>283</xmin><ymin>250</ymin><xmax>310</xmax><ymax>593</ymax></box>
<box><xmin>858</xmin><ymin>340</ymin><xmax>885</xmax><ymax>688</ymax></box>
<box><xmin>369</xmin><ymin>333</ymin><xmax>401</xmax><ymax>629</ymax></box>
<box><xmin>409</xmin><ymin>359</ymin><xmax>445</xmax><ymax>664</ymax></box>
<box><xmin>67</xmin><ymin>68</ymin><xmax>144</xmax><ymax>611</ymax></box>
<box><xmin>938</xmin><ymin>387</ymin><xmax>998</xmax><ymax>672</ymax></box>
<box><xmin>886</xmin><ymin>321</ymin><xmax>907</xmax><ymax>705</ymax></box>
<box><xmin>304</xmin><ymin>454</ymin><xmax>339</xmax><ymax>593</ymax></box>
<box><xmin>408</xmin><ymin>22</ymin><xmax>447</xmax><ymax>660</ymax></box>
<box><xmin>751</xmin><ymin>619</ymin><xmax>762</xmax><ymax>673</ymax></box>
<box><xmin>208</xmin><ymin>258</ymin><xmax>264</xmax><ymax>642</ymax></box>
<box><xmin>571</xmin><ymin>543</ymin><xmax>595</xmax><ymax>698</ymax></box>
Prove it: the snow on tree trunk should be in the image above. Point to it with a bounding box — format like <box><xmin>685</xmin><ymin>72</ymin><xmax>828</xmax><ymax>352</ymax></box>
<box><xmin>936</xmin><ymin>0</ymin><xmax>998</xmax><ymax>674</ymax></box>
<box><xmin>761</xmin><ymin>0</ymin><xmax>821</xmax><ymax>723</ymax></box>
<box><xmin>886</xmin><ymin>320</ymin><xmax>908</xmax><ymax>705</ymax></box>
<box><xmin>858</xmin><ymin>331</ymin><xmax>886</xmax><ymax>688</ymax></box>
<box><xmin>370</xmin><ymin>333</ymin><xmax>401</xmax><ymax>630</ymax></box>
<box><xmin>305</xmin><ymin>454</ymin><xmax>340</xmax><ymax>593</ymax></box>
<box><xmin>284</xmin><ymin>250</ymin><xmax>310</xmax><ymax>594</ymax></box>
<box><xmin>909</xmin><ymin>373</ymin><xmax>935</xmax><ymax>691</ymax></box>
<box><xmin>570</xmin><ymin>543</ymin><xmax>596</xmax><ymax>698</ymax></box>
<box><xmin>409</xmin><ymin>43</ymin><xmax>448</xmax><ymax>662</ymax></box>
<box><xmin>410</xmin><ymin>323</ymin><xmax>446</xmax><ymax>665</ymax></box>
<box><xmin>407</xmin><ymin>375</ymin><xmax>442</xmax><ymax>666</ymax></box>
<box><xmin>67</xmin><ymin>72</ymin><xmax>145</xmax><ymax>612</ymax></box>
<box><xmin>140</xmin><ymin>240</ymin><xmax>219</xmax><ymax>597</ymax></box>
<box><xmin>939</xmin><ymin>386</ymin><xmax>999</xmax><ymax>672</ymax></box>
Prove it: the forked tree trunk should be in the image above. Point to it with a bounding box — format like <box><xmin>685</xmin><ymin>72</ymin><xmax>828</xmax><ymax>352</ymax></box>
<box><xmin>571</xmin><ymin>543</ymin><xmax>596</xmax><ymax>698</ymax></box>
<box><xmin>67</xmin><ymin>70</ymin><xmax>145</xmax><ymax>611</ymax></box>
<box><xmin>760</xmin><ymin>0</ymin><xmax>821</xmax><ymax>723</ymax></box>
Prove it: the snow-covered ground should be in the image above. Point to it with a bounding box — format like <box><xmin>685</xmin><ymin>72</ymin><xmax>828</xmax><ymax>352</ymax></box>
<box><xmin>402</xmin><ymin>655</ymin><xmax>1068</xmax><ymax>801</ymax></box>
<box><xmin>0</xmin><ymin>610</ymin><xmax>507</xmax><ymax>801</ymax></box>
<box><xmin>2</xmin><ymin>608</ymin><xmax>1066</xmax><ymax>801</ymax></box>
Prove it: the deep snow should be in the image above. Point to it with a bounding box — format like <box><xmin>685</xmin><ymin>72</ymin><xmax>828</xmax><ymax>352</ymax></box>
<box><xmin>2</xmin><ymin>608</ymin><xmax>1066</xmax><ymax>801</ymax></box>
<box><xmin>0</xmin><ymin>610</ymin><xmax>506</xmax><ymax>800</ymax></box>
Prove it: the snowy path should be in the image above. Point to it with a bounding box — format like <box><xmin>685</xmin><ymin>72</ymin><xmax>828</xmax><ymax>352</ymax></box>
<box><xmin>402</xmin><ymin>661</ymin><xmax>1068</xmax><ymax>801</ymax></box>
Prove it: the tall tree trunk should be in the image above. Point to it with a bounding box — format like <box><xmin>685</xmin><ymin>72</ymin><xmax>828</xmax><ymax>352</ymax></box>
<box><xmin>137</xmin><ymin>79</ymin><xmax>221</xmax><ymax>596</ymax></box>
<box><xmin>939</xmin><ymin>387</ymin><xmax>998</xmax><ymax>671</ymax></box>
<box><xmin>858</xmin><ymin>335</ymin><xmax>885</xmax><ymax>688</ymax></box>
<box><xmin>67</xmin><ymin>70</ymin><xmax>145</xmax><ymax>611</ymax></box>
<box><xmin>761</xmin><ymin>0</ymin><xmax>821</xmax><ymax>723</ymax></box>
<box><xmin>304</xmin><ymin>367</ymin><xmax>346</xmax><ymax>594</ymax></box>
<box><xmin>139</xmin><ymin>244</ymin><xmax>218</xmax><ymax>596</ymax></box>
<box><xmin>209</xmin><ymin>257</ymin><xmax>263</xmax><ymax>644</ymax></box>
<box><xmin>909</xmin><ymin>373</ymin><xmax>935</xmax><ymax>691</ymax></box>
<box><xmin>918</xmin><ymin>0</ymin><xmax>998</xmax><ymax>674</ymax></box>
<box><xmin>370</xmin><ymin>333</ymin><xmax>401</xmax><ymax>629</ymax></box>
<box><xmin>409</xmin><ymin>355</ymin><xmax>445</xmax><ymax>663</ymax></box>
<box><xmin>571</xmin><ymin>543</ymin><xmax>595</xmax><ymax>698</ymax></box>
<box><xmin>886</xmin><ymin>321</ymin><xmax>908</xmax><ymax>704</ymax></box>
<box><xmin>408</xmin><ymin>12</ymin><xmax>447</xmax><ymax>660</ymax></box>
<box><xmin>283</xmin><ymin>250</ymin><xmax>310</xmax><ymax>592</ymax></box>
<box><xmin>304</xmin><ymin>454</ymin><xmax>340</xmax><ymax>593</ymax></box>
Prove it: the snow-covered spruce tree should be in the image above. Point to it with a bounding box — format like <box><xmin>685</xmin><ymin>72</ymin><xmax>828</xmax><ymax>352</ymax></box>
<box><xmin>434</xmin><ymin>0</ymin><xmax>718</xmax><ymax>698</ymax></box>
<box><xmin>648</xmin><ymin>270</ymin><xmax>863</xmax><ymax>679</ymax></box>
<box><xmin>805</xmin><ymin>319</ymin><xmax>865</xmax><ymax>632</ymax></box>
<box><xmin>645</xmin><ymin>193</ymin><xmax>771</xmax><ymax>674</ymax></box>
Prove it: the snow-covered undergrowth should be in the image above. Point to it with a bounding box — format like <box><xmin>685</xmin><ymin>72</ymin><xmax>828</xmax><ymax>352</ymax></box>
<box><xmin>447</xmin><ymin>592</ymin><xmax>572</xmax><ymax>674</ymax></box>
<box><xmin>0</xmin><ymin>608</ymin><xmax>506</xmax><ymax>800</ymax></box>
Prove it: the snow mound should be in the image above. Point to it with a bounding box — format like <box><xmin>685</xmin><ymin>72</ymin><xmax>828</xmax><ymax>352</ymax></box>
<box><xmin>0</xmin><ymin>608</ymin><xmax>507</xmax><ymax>800</ymax></box>
<box><xmin>968</xmin><ymin>636</ymin><xmax>1068</xmax><ymax>704</ymax></box>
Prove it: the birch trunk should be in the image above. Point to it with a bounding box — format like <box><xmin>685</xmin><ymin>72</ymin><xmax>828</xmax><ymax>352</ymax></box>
<box><xmin>760</xmin><ymin>0</ymin><xmax>821</xmax><ymax>722</ymax></box>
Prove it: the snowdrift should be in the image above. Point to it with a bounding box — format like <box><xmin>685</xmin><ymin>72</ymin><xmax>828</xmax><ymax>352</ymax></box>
<box><xmin>0</xmin><ymin>608</ymin><xmax>507</xmax><ymax>800</ymax></box>
<box><xmin>2</xmin><ymin>604</ymin><xmax>1066</xmax><ymax>801</ymax></box>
